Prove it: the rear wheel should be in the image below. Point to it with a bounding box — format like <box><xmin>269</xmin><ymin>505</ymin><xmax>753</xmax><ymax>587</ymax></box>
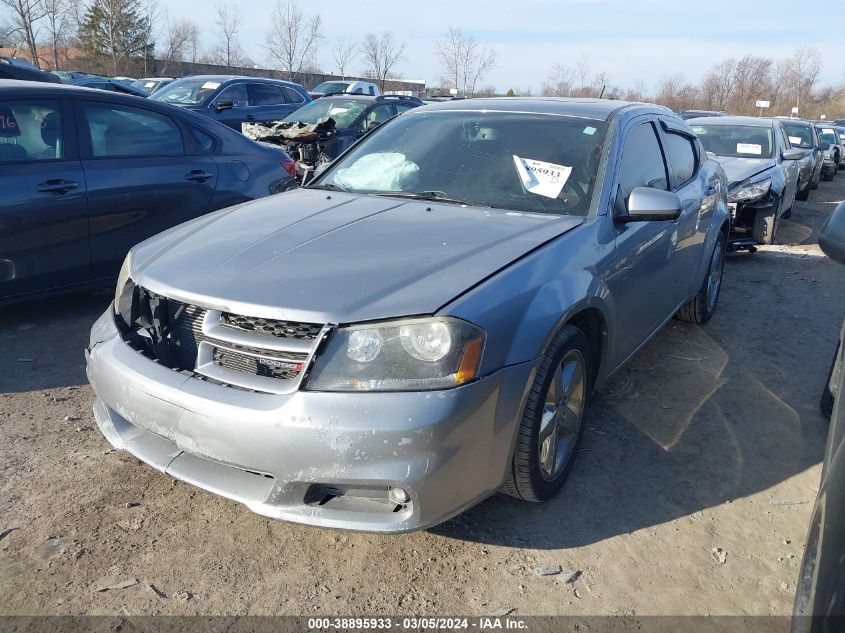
<box><xmin>504</xmin><ymin>325</ymin><xmax>591</xmax><ymax>502</ymax></box>
<box><xmin>676</xmin><ymin>229</ymin><xmax>726</xmax><ymax>324</ymax></box>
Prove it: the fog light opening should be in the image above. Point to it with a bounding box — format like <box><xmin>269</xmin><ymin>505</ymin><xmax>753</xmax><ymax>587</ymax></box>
<box><xmin>388</xmin><ymin>487</ymin><xmax>410</xmax><ymax>505</ymax></box>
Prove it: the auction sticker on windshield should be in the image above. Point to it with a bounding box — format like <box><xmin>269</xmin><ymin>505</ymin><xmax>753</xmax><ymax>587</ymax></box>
<box><xmin>788</xmin><ymin>136</ymin><xmax>802</xmax><ymax>145</ymax></box>
<box><xmin>202</xmin><ymin>82</ymin><xmax>221</xmax><ymax>90</ymax></box>
<box><xmin>736</xmin><ymin>143</ymin><xmax>762</xmax><ymax>155</ymax></box>
<box><xmin>513</xmin><ymin>155</ymin><xmax>572</xmax><ymax>199</ymax></box>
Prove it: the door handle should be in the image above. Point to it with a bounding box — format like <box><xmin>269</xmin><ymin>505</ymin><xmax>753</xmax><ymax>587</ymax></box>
<box><xmin>185</xmin><ymin>170</ymin><xmax>213</xmax><ymax>183</ymax></box>
<box><xmin>37</xmin><ymin>179</ymin><xmax>78</xmax><ymax>194</ymax></box>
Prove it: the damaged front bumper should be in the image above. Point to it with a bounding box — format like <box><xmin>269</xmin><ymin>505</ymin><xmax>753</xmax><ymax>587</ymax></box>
<box><xmin>86</xmin><ymin>309</ymin><xmax>533</xmax><ymax>532</ymax></box>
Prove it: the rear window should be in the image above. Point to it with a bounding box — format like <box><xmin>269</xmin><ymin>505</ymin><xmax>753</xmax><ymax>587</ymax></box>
<box><xmin>691</xmin><ymin>124</ymin><xmax>774</xmax><ymax>158</ymax></box>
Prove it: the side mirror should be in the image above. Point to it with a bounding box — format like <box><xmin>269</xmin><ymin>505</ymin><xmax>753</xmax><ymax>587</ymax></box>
<box><xmin>820</xmin><ymin>201</ymin><xmax>845</xmax><ymax>265</ymax></box>
<box><xmin>819</xmin><ymin>142</ymin><xmax>831</xmax><ymax>151</ymax></box>
<box><xmin>214</xmin><ymin>100</ymin><xmax>234</xmax><ymax>112</ymax></box>
<box><xmin>782</xmin><ymin>148</ymin><xmax>805</xmax><ymax>161</ymax></box>
<box><xmin>618</xmin><ymin>187</ymin><xmax>682</xmax><ymax>223</ymax></box>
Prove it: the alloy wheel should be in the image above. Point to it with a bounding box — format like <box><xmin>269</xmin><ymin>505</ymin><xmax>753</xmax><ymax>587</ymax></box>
<box><xmin>538</xmin><ymin>350</ymin><xmax>586</xmax><ymax>481</ymax></box>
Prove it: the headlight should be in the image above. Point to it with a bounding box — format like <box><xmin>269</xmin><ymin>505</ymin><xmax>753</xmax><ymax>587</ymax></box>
<box><xmin>305</xmin><ymin>317</ymin><xmax>485</xmax><ymax>392</ymax></box>
<box><xmin>113</xmin><ymin>253</ymin><xmax>134</xmax><ymax>324</ymax></box>
<box><xmin>729</xmin><ymin>178</ymin><xmax>771</xmax><ymax>203</ymax></box>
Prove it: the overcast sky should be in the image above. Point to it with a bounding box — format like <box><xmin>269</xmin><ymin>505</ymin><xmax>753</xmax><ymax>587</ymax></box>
<box><xmin>165</xmin><ymin>0</ymin><xmax>845</xmax><ymax>93</ymax></box>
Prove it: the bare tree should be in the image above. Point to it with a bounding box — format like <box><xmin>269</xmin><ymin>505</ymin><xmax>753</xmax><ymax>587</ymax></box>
<box><xmin>265</xmin><ymin>0</ymin><xmax>323</xmax><ymax>82</ymax></box>
<box><xmin>361</xmin><ymin>31</ymin><xmax>405</xmax><ymax>90</ymax></box>
<box><xmin>541</xmin><ymin>63</ymin><xmax>575</xmax><ymax>97</ymax></box>
<box><xmin>784</xmin><ymin>46</ymin><xmax>822</xmax><ymax>112</ymax></box>
<box><xmin>211</xmin><ymin>1</ymin><xmax>242</xmax><ymax>69</ymax></box>
<box><xmin>436</xmin><ymin>27</ymin><xmax>496</xmax><ymax>97</ymax></box>
<box><xmin>655</xmin><ymin>73</ymin><xmax>699</xmax><ymax>112</ymax></box>
<box><xmin>39</xmin><ymin>0</ymin><xmax>69</xmax><ymax>70</ymax></box>
<box><xmin>331</xmin><ymin>37</ymin><xmax>356</xmax><ymax>78</ymax></box>
<box><xmin>700</xmin><ymin>58</ymin><xmax>736</xmax><ymax>110</ymax></box>
<box><xmin>1</xmin><ymin>0</ymin><xmax>45</xmax><ymax>67</ymax></box>
<box><xmin>158</xmin><ymin>10</ymin><xmax>198</xmax><ymax>74</ymax></box>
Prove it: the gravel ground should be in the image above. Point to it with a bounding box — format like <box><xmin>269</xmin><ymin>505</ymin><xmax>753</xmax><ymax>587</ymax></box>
<box><xmin>1</xmin><ymin>176</ymin><xmax>844</xmax><ymax>618</ymax></box>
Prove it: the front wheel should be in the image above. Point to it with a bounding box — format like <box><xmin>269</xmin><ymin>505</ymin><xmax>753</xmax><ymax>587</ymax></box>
<box><xmin>753</xmin><ymin>205</ymin><xmax>779</xmax><ymax>245</ymax></box>
<box><xmin>676</xmin><ymin>230</ymin><xmax>726</xmax><ymax>324</ymax></box>
<box><xmin>504</xmin><ymin>325</ymin><xmax>592</xmax><ymax>502</ymax></box>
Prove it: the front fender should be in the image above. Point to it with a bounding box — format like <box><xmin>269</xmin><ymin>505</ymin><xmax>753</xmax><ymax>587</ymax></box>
<box><xmin>440</xmin><ymin>220</ymin><xmax>616</xmax><ymax>379</ymax></box>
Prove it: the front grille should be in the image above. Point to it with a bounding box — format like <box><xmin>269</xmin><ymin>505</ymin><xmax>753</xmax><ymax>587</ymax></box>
<box><xmin>213</xmin><ymin>347</ymin><xmax>304</xmax><ymax>380</ymax></box>
<box><xmin>120</xmin><ymin>285</ymin><xmax>323</xmax><ymax>392</ymax></box>
<box><xmin>220</xmin><ymin>313</ymin><xmax>322</xmax><ymax>340</ymax></box>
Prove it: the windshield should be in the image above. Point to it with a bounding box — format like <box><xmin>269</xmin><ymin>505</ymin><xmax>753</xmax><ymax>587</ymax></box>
<box><xmin>818</xmin><ymin>129</ymin><xmax>837</xmax><ymax>144</ymax></box>
<box><xmin>781</xmin><ymin>123</ymin><xmax>814</xmax><ymax>149</ymax></box>
<box><xmin>283</xmin><ymin>98</ymin><xmax>368</xmax><ymax>128</ymax></box>
<box><xmin>313</xmin><ymin>81</ymin><xmax>350</xmax><ymax>95</ymax></box>
<box><xmin>314</xmin><ymin>112</ymin><xmax>609</xmax><ymax>217</ymax></box>
<box><xmin>151</xmin><ymin>78</ymin><xmax>222</xmax><ymax>105</ymax></box>
<box><xmin>691</xmin><ymin>124</ymin><xmax>774</xmax><ymax>158</ymax></box>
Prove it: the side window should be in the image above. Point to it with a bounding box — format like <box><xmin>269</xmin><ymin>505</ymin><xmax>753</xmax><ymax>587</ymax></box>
<box><xmin>357</xmin><ymin>103</ymin><xmax>394</xmax><ymax>133</ymax></box>
<box><xmin>83</xmin><ymin>102</ymin><xmax>184</xmax><ymax>158</ymax></box>
<box><xmin>188</xmin><ymin>126</ymin><xmax>216</xmax><ymax>153</ymax></box>
<box><xmin>395</xmin><ymin>103</ymin><xmax>415</xmax><ymax>115</ymax></box>
<box><xmin>281</xmin><ymin>87</ymin><xmax>305</xmax><ymax>104</ymax></box>
<box><xmin>249</xmin><ymin>83</ymin><xmax>286</xmax><ymax>106</ymax></box>
<box><xmin>0</xmin><ymin>99</ymin><xmax>64</xmax><ymax>162</ymax></box>
<box><xmin>662</xmin><ymin>130</ymin><xmax>697</xmax><ymax>188</ymax></box>
<box><xmin>778</xmin><ymin>126</ymin><xmax>790</xmax><ymax>153</ymax></box>
<box><xmin>215</xmin><ymin>84</ymin><xmax>248</xmax><ymax>108</ymax></box>
<box><xmin>368</xmin><ymin>86</ymin><xmax>375</xmax><ymax>96</ymax></box>
<box><xmin>617</xmin><ymin>121</ymin><xmax>669</xmax><ymax>204</ymax></box>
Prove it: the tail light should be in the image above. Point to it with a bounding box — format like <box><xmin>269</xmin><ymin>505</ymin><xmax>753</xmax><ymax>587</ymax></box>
<box><xmin>281</xmin><ymin>157</ymin><xmax>296</xmax><ymax>178</ymax></box>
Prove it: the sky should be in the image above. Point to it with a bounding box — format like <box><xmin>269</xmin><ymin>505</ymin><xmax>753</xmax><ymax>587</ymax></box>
<box><xmin>165</xmin><ymin>0</ymin><xmax>845</xmax><ymax>94</ymax></box>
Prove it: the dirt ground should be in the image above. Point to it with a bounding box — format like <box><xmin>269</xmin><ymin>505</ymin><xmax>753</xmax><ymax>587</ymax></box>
<box><xmin>1</xmin><ymin>176</ymin><xmax>844</xmax><ymax>619</ymax></box>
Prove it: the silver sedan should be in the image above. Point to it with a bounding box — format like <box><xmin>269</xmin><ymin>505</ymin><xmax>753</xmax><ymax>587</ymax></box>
<box><xmin>87</xmin><ymin>99</ymin><xmax>730</xmax><ymax>532</ymax></box>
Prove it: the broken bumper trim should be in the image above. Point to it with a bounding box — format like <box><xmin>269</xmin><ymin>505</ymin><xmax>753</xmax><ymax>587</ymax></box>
<box><xmin>86</xmin><ymin>309</ymin><xmax>534</xmax><ymax>532</ymax></box>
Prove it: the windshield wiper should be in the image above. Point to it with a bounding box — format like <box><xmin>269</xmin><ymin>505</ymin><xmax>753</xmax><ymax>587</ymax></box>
<box><xmin>309</xmin><ymin>182</ymin><xmax>348</xmax><ymax>192</ymax></box>
<box><xmin>373</xmin><ymin>191</ymin><xmax>484</xmax><ymax>207</ymax></box>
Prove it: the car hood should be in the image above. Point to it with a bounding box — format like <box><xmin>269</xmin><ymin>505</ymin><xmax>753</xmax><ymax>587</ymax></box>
<box><xmin>131</xmin><ymin>189</ymin><xmax>583</xmax><ymax>324</ymax></box>
<box><xmin>711</xmin><ymin>156</ymin><xmax>775</xmax><ymax>185</ymax></box>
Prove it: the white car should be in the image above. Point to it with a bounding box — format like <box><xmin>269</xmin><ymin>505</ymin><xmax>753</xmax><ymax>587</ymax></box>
<box><xmin>309</xmin><ymin>80</ymin><xmax>381</xmax><ymax>98</ymax></box>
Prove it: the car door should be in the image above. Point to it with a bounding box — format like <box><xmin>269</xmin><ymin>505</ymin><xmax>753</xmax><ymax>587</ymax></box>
<box><xmin>75</xmin><ymin>97</ymin><xmax>219</xmax><ymax>280</ymax></box>
<box><xmin>208</xmin><ymin>82</ymin><xmax>249</xmax><ymax>130</ymax></box>
<box><xmin>0</xmin><ymin>95</ymin><xmax>90</xmax><ymax>299</ymax></box>
<box><xmin>608</xmin><ymin>118</ymin><xmax>686</xmax><ymax>365</ymax></box>
<box><xmin>656</xmin><ymin>117</ymin><xmax>708</xmax><ymax>296</ymax></box>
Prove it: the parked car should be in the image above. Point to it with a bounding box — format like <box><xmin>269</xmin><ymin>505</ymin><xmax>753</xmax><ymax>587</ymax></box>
<box><xmin>243</xmin><ymin>94</ymin><xmax>423</xmax><ymax>181</ymax></box>
<box><xmin>150</xmin><ymin>75</ymin><xmax>311</xmax><ymax>131</ymax></box>
<box><xmin>829</xmin><ymin>125</ymin><xmax>845</xmax><ymax>168</ymax></box>
<box><xmin>815</xmin><ymin>125</ymin><xmax>841</xmax><ymax>180</ymax></box>
<box><xmin>0</xmin><ymin>79</ymin><xmax>295</xmax><ymax>303</ymax></box>
<box><xmin>689</xmin><ymin>116</ymin><xmax>803</xmax><ymax>249</ymax></box>
<box><xmin>309</xmin><ymin>80</ymin><xmax>381</xmax><ymax>98</ymax></box>
<box><xmin>70</xmin><ymin>76</ymin><xmax>149</xmax><ymax>97</ymax></box>
<box><xmin>792</xmin><ymin>201</ymin><xmax>845</xmax><ymax>631</ymax></box>
<box><xmin>130</xmin><ymin>77</ymin><xmax>174</xmax><ymax>95</ymax></box>
<box><xmin>677</xmin><ymin>109</ymin><xmax>728</xmax><ymax>120</ymax></box>
<box><xmin>0</xmin><ymin>56</ymin><xmax>62</xmax><ymax>83</ymax></box>
<box><xmin>87</xmin><ymin>98</ymin><xmax>729</xmax><ymax>532</ymax></box>
<box><xmin>781</xmin><ymin>119</ymin><xmax>824</xmax><ymax>199</ymax></box>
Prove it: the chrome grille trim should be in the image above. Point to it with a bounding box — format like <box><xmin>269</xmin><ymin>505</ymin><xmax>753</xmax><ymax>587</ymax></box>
<box><xmin>202</xmin><ymin>310</ymin><xmax>314</xmax><ymax>355</ymax></box>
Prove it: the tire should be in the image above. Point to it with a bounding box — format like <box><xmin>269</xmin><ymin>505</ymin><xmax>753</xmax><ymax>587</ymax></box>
<box><xmin>753</xmin><ymin>203</ymin><xmax>779</xmax><ymax>245</ymax></box>
<box><xmin>676</xmin><ymin>229</ymin><xmax>726</xmax><ymax>324</ymax></box>
<box><xmin>823</xmin><ymin>170</ymin><xmax>834</xmax><ymax>182</ymax></box>
<box><xmin>821</xmin><ymin>339</ymin><xmax>840</xmax><ymax>420</ymax></box>
<box><xmin>504</xmin><ymin>324</ymin><xmax>592</xmax><ymax>502</ymax></box>
<box><xmin>796</xmin><ymin>186</ymin><xmax>810</xmax><ymax>201</ymax></box>
<box><xmin>811</xmin><ymin>171</ymin><xmax>820</xmax><ymax>189</ymax></box>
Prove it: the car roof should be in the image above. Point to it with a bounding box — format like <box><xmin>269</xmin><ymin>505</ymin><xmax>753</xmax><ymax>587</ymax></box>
<box><xmin>687</xmin><ymin>115</ymin><xmax>776</xmax><ymax>128</ymax></box>
<box><xmin>778</xmin><ymin>118</ymin><xmax>812</xmax><ymax>126</ymax></box>
<box><xmin>171</xmin><ymin>75</ymin><xmax>303</xmax><ymax>88</ymax></box>
<box><xmin>415</xmin><ymin>97</ymin><xmax>665</xmax><ymax>122</ymax></box>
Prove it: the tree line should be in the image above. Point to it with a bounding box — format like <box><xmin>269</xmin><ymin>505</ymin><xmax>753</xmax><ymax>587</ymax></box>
<box><xmin>535</xmin><ymin>46</ymin><xmax>843</xmax><ymax>119</ymax></box>
<box><xmin>0</xmin><ymin>0</ymin><xmax>499</xmax><ymax>94</ymax></box>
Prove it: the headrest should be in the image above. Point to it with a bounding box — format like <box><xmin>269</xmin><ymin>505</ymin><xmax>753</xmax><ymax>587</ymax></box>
<box><xmin>0</xmin><ymin>106</ymin><xmax>21</xmax><ymax>138</ymax></box>
<box><xmin>41</xmin><ymin>112</ymin><xmax>58</xmax><ymax>147</ymax></box>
